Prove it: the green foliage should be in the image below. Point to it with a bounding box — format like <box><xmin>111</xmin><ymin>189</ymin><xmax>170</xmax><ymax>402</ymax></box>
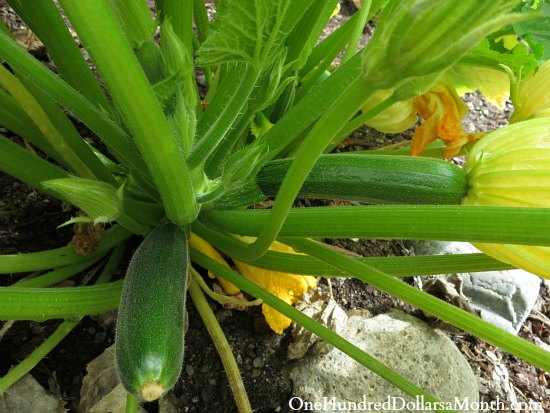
<box><xmin>197</xmin><ymin>0</ymin><xmax>296</xmax><ymax>67</ymax></box>
<box><xmin>42</xmin><ymin>177</ymin><xmax>123</xmax><ymax>224</ymax></box>
<box><xmin>459</xmin><ymin>38</ymin><xmax>538</xmax><ymax>76</ymax></box>
<box><xmin>1</xmin><ymin>0</ymin><xmax>550</xmax><ymax>410</ymax></box>
<box><xmin>514</xmin><ymin>2</ymin><xmax>550</xmax><ymax>59</ymax></box>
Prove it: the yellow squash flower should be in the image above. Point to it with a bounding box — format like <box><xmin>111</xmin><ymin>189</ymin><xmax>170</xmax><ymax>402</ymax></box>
<box><xmin>510</xmin><ymin>60</ymin><xmax>550</xmax><ymax>123</ymax></box>
<box><xmin>410</xmin><ymin>81</ymin><xmax>480</xmax><ymax>158</ymax></box>
<box><xmin>462</xmin><ymin>117</ymin><xmax>550</xmax><ymax>279</ymax></box>
<box><xmin>362</xmin><ymin>81</ymin><xmax>480</xmax><ymax>157</ymax></box>
<box><xmin>188</xmin><ymin>233</ymin><xmax>241</xmax><ymax>295</ymax></box>
<box><xmin>189</xmin><ymin>233</ymin><xmax>317</xmax><ymax>333</ymax></box>
<box><xmin>362</xmin><ymin>89</ymin><xmax>418</xmax><ymax>134</ymax></box>
<box><xmin>234</xmin><ymin>241</ymin><xmax>317</xmax><ymax>334</ymax></box>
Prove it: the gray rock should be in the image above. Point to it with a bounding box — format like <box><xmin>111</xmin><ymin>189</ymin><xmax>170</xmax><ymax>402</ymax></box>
<box><xmin>0</xmin><ymin>374</ymin><xmax>67</xmax><ymax>413</ymax></box>
<box><xmin>289</xmin><ymin>311</ymin><xmax>478</xmax><ymax>413</ymax></box>
<box><xmin>409</xmin><ymin>241</ymin><xmax>541</xmax><ymax>334</ymax></box>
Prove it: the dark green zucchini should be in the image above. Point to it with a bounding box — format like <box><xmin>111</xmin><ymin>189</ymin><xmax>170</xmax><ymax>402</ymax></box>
<box><xmin>115</xmin><ymin>222</ymin><xmax>189</xmax><ymax>401</ymax></box>
<box><xmin>256</xmin><ymin>154</ymin><xmax>468</xmax><ymax>204</ymax></box>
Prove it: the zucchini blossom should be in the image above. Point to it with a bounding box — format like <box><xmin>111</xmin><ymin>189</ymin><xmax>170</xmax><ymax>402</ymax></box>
<box><xmin>510</xmin><ymin>60</ymin><xmax>550</xmax><ymax>123</ymax></box>
<box><xmin>362</xmin><ymin>82</ymin><xmax>480</xmax><ymax>157</ymax></box>
<box><xmin>462</xmin><ymin>117</ymin><xmax>550</xmax><ymax>279</ymax></box>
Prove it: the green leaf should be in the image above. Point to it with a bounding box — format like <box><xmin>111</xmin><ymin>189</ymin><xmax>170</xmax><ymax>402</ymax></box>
<box><xmin>197</xmin><ymin>0</ymin><xmax>291</xmax><ymax>67</ymax></box>
<box><xmin>42</xmin><ymin>177</ymin><xmax>123</xmax><ymax>224</ymax></box>
<box><xmin>458</xmin><ymin>38</ymin><xmax>538</xmax><ymax>77</ymax></box>
<box><xmin>513</xmin><ymin>2</ymin><xmax>550</xmax><ymax>60</ymax></box>
<box><xmin>57</xmin><ymin>216</ymin><xmax>95</xmax><ymax>228</ymax></box>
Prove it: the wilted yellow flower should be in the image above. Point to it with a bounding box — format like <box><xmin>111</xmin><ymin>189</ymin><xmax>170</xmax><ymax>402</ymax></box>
<box><xmin>411</xmin><ymin>81</ymin><xmax>480</xmax><ymax>157</ymax></box>
<box><xmin>510</xmin><ymin>60</ymin><xmax>550</xmax><ymax>122</ymax></box>
<box><xmin>362</xmin><ymin>89</ymin><xmax>417</xmax><ymax>134</ymax></box>
<box><xmin>234</xmin><ymin>241</ymin><xmax>317</xmax><ymax>334</ymax></box>
<box><xmin>462</xmin><ymin>117</ymin><xmax>550</xmax><ymax>279</ymax></box>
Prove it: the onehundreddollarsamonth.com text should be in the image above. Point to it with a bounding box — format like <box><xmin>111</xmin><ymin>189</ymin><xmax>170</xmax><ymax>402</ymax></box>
<box><xmin>288</xmin><ymin>395</ymin><xmax>546</xmax><ymax>412</ymax></box>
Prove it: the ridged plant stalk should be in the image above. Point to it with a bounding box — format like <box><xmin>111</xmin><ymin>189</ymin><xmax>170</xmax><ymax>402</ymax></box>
<box><xmin>191</xmin><ymin>221</ymin><xmax>514</xmax><ymax>276</ymax></box>
<box><xmin>0</xmin><ymin>28</ymin><xmax>154</xmax><ymax>189</ymax></box>
<box><xmin>283</xmin><ymin>238</ymin><xmax>550</xmax><ymax>371</ymax></box>
<box><xmin>6</xmin><ymin>0</ymin><xmax>109</xmax><ymax>109</ymax></box>
<box><xmin>0</xmin><ymin>245</ymin><xmax>124</xmax><ymax>393</ymax></box>
<box><xmin>201</xmin><ymin>205</ymin><xmax>550</xmax><ymax>246</ymax></box>
<box><xmin>0</xmin><ymin>65</ymin><xmax>97</xmax><ymax>180</ymax></box>
<box><xmin>189</xmin><ymin>268</ymin><xmax>253</xmax><ymax>413</ymax></box>
<box><xmin>57</xmin><ymin>0</ymin><xmax>199</xmax><ymax>225</ymax></box>
<box><xmin>239</xmin><ymin>76</ymin><xmax>375</xmax><ymax>260</ymax></box>
<box><xmin>0</xmin><ymin>225</ymin><xmax>130</xmax><ymax>273</ymax></box>
<box><xmin>190</xmin><ymin>248</ymin><xmax>447</xmax><ymax>409</ymax></box>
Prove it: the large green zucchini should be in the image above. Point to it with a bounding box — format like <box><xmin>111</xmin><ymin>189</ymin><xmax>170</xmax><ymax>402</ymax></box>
<box><xmin>256</xmin><ymin>154</ymin><xmax>468</xmax><ymax>204</ymax></box>
<box><xmin>115</xmin><ymin>222</ymin><xmax>189</xmax><ymax>401</ymax></box>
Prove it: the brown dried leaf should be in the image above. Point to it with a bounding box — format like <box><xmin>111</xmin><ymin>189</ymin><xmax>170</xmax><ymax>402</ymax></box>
<box><xmin>288</xmin><ymin>289</ymin><xmax>347</xmax><ymax>360</ymax></box>
<box><xmin>79</xmin><ymin>345</ymin><xmax>149</xmax><ymax>413</ymax></box>
<box><xmin>421</xmin><ymin>275</ymin><xmax>480</xmax><ymax>332</ymax></box>
<box><xmin>78</xmin><ymin>345</ymin><xmax>118</xmax><ymax>413</ymax></box>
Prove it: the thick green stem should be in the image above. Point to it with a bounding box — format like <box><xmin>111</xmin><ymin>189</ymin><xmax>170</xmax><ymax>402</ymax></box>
<box><xmin>6</xmin><ymin>0</ymin><xmax>109</xmax><ymax>109</ymax></box>
<box><xmin>0</xmin><ymin>281</ymin><xmax>123</xmax><ymax>321</ymax></box>
<box><xmin>283</xmin><ymin>238</ymin><xmax>550</xmax><ymax>371</ymax></box>
<box><xmin>0</xmin><ymin>247</ymin><xmax>122</xmax><ymax>393</ymax></box>
<box><xmin>0</xmin><ymin>29</ymin><xmax>152</xmax><ymax>185</ymax></box>
<box><xmin>189</xmin><ymin>268</ymin><xmax>253</xmax><ymax>413</ymax></box>
<box><xmin>191</xmin><ymin>220</ymin><xmax>514</xmax><ymax>276</ymax></box>
<box><xmin>240</xmin><ymin>77</ymin><xmax>373</xmax><ymax>260</ymax></box>
<box><xmin>190</xmin><ymin>248</ymin><xmax>446</xmax><ymax>409</ymax></box>
<box><xmin>259</xmin><ymin>52</ymin><xmax>364</xmax><ymax>158</ymax></box>
<box><xmin>0</xmin><ymin>225</ymin><xmax>130</xmax><ymax>274</ymax></box>
<box><xmin>125</xmin><ymin>394</ymin><xmax>138</xmax><ymax>413</ymax></box>
<box><xmin>341</xmin><ymin>0</ymin><xmax>372</xmax><ymax>64</ymax></box>
<box><xmin>13</xmin><ymin>257</ymin><xmax>101</xmax><ymax>288</ymax></box>
<box><xmin>162</xmin><ymin>0</ymin><xmax>193</xmax><ymax>51</ymax></box>
<box><xmin>192</xmin><ymin>0</ymin><xmax>210</xmax><ymax>43</ymax></box>
<box><xmin>58</xmin><ymin>0</ymin><xmax>198</xmax><ymax>225</ymax></box>
<box><xmin>201</xmin><ymin>206</ymin><xmax>550</xmax><ymax>246</ymax></box>
<box><xmin>0</xmin><ymin>65</ymin><xmax>96</xmax><ymax>180</ymax></box>
<box><xmin>189</xmin><ymin>63</ymin><xmax>260</xmax><ymax>171</ymax></box>
<box><xmin>0</xmin><ymin>133</ymin><xmax>69</xmax><ymax>200</ymax></box>
<box><xmin>326</xmin><ymin>92</ymin><xmax>399</xmax><ymax>152</ymax></box>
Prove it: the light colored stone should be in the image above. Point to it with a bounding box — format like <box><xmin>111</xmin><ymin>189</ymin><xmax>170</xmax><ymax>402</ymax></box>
<box><xmin>408</xmin><ymin>241</ymin><xmax>541</xmax><ymax>334</ymax></box>
<box><xmin>289</xmin><ymin>311</ymin><xmax>478</xmax><ymax>413</ymax></box>
<box><xmin>0</xmin><ymin>374</ymin><xmax>67</xmax><ymax>413</ymax></box>
<box><xmin>461</xmin><ymin>270</ymin><xmax>540</xmax><ymax>333</ymax></box>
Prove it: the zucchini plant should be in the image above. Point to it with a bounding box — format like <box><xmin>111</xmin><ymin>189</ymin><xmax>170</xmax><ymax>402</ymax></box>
<box><xmin>1</xmin><ymin>0</ymin><xmax>550</xmax><ymax>411</ymax></box>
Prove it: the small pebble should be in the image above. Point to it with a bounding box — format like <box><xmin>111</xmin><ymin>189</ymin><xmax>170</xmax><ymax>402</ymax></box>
<box><xmin>93</xmin><ymin>331</ymin><xmax>106</xmax><ymax>345</ymax></box>
<box><xmin>185</xmin><ymin>365</ymin><xmax>195</xmax><ymax>377</ymax></box>
<box><xmin>252</xmin><ymin>357</ymin><xmax>264</xmax><ymax>368</ymax></box>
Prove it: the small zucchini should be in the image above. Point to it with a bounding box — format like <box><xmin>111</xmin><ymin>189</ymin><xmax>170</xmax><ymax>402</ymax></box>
<box><xmin>115</xmin><ymin>222</ymin><xmax>189</xmax><ymax>401</ymax></box>
<box><xmin>256</xmin><ymin>154</ymin><xmax>468</xmax><ymax>205</ymax></box>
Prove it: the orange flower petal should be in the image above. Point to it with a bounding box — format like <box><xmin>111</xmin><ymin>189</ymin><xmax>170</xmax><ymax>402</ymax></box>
<box><xmin>411</xmin><ymin>81</ymin><xmax>475</xmax><ymax>157</ymax></box>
